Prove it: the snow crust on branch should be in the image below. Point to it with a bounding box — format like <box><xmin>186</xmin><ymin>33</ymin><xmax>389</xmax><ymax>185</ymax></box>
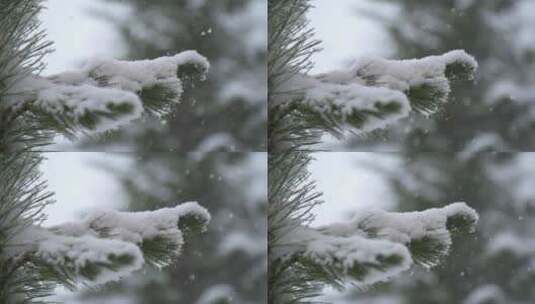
<box><xmin>284</xmin><ymin>74</ymin><xmax>411</xmax><ymax>133</ymax></box>
<box><xmin>37</xmin><ymin>233</ymin><xmax>144</xmax><ymax>285</ymax></box>
<box><xmin>51</xmin><ymin>201</ymin><xmax>211</xmax><ymax>246</ymax></box>
<box><xmin>27</xmin><ymin>77</ymin><xmax>143</xmax><ymax>132</ymax></box>
<box><xmin>73</xmin><ymin>50</ymin><xmax>209</xmax><ymax>93</ymax></box>
<box><xmin>273</xmin><ymin>202</ymin><xmax>478</xmax><ymax>286</ymax></box>
<box><xmin>9</xmin><ymin>202</ymin><xmax>210</xmax><ymax>285</ymax></box>
<box><xmin>272</xmin><ymin>50</ymin><xmax>477</xmax><ymax>133</ymax></box>
<box><xmin>7</xmin><ymin>51</ymin><xmax>209</xmax><ymax>133</ymax></box>
<box><xmin>277</xmin><ymin>225</ymin><xmax>412</xmax><ymax>286</ymax></box>
<box><xmin>328</xmin><ymin>202</ymin><xmax>478</xmax><ymax>269</ymax></box>
<box><xmin>341</xmin><ymin>202</ymin><xmax>479</xmax><ymax>246</ymax></box>
<box><xmin>347</xmin><ymin>50</ymin><xmax>477</xmax><ymax>93</ymax></box>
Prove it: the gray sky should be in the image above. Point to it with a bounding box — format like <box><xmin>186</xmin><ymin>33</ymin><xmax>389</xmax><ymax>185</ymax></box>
<box><xmin>309</xmin><ymin>0</ymin><xmax>396</xmax><ymax>74</ymax></box>
<box><xmin>309</xmin><ymin>153</ymin><xmax>397</xmax><ymax>227</ymax></box>
<box><xmin>41</xmin><ymin>153</ymin><xmax>130</xmax><ymax>226</ymax></box>
<box><xmin>40</xmin><ymin>0</ymin><xmax>126</xmax><ymax>75</ymax></box>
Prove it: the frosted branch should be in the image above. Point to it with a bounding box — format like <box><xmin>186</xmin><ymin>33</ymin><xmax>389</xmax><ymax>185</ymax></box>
<box><xmin>273</xmin><ymin>202</ymin><xmax>478</xmax><ymax>286</ymax></box>
<box><xmin>5</xmin><ymin>51</ymin><xmax>209</xmax><ymax>134</ymax></box>
<box><xmin>8</xmin><ymin>202</ymin><xmax>210</xmax><ymax>286</ymax></box>
<box><xmin>272</xmin><ymin>50</ymin><xmax>477</xmax><ymax>134</ymax></box>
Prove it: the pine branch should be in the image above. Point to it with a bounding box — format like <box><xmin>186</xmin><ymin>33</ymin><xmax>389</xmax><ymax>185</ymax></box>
<box><xmin>3</xmin><ymin>202</ymin><xmax>210</xmax><ymax>302</ymax></box>
<box><xmin>0</xmin><ymin>152</ymin><xmax>54</xmax><ymax>303</ymax></box>
<box><xmin>269</xmin><ymin>198</ymin><xmax>478</xmax><ymax>303</ymax></box>
<box><xmin>269</xmin><ymin>49</ymin><xmax>478</xmax><ymax>151</ymax></box>
<box><xmin>268</xmin><ymin>151</ymin><xmax>324</xmax><ymax>304</ymax></box>
<box><xmin>0</xmin><ymin>0</ymin><xmax>53</xmax><ymax>152</ymax></box>
<box><xmin>6</xmin><ymin>51</ymin><xmax>209</xmax><ymax>138</ymax></box>
<box><xmin>268</xmin><ymin>0</ymin><xmax>322</xmax><ymax>152</ymax></box>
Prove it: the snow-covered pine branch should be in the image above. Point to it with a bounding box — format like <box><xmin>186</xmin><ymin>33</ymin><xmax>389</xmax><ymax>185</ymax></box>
<box><xmin>268</xmin><ymin>151</ymin><xmax>479</xmax><ymax>303</ymax></box>
<box><xmin>4</xmin><ymin>202</ymin><xmax>210</xmax><ymax>289</ymax></box>
<box><xmin>268</xmin><ymin>0</ymin><xmax>477</xmax><ymax>150</ymax></box>
<box><xmin>272</xmin><ymin>202</ymin><xmax>477</xmax><ymax>288</ymax></box>
<box><xmin>270</xmin><ymin>50</ymin><xmax>477</xmax><ymax>149</ymax></box>
<box><xmin>4</xmin><ymin>51</ymin><xmax>209</xmax><ymax>136</ymax></box>
<box><xmin>269</xmin><ymin>197</ymin><xmax>478</xmax><ymax>303</ymax></box>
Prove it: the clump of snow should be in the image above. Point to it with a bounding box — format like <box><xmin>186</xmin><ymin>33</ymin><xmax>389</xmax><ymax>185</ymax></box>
<box><xmin>219</xmin><ymin>231</ymin><xmax>266</xmax><ymax>256</ymax></box>
<box><xmin>195</xmin><ymin>284</ymin><xmax>235</xmax><ymax>304</ymax></box>
<box><xmin>459</xmin><ymin>133</ymin><xmax>507</xmax><ymax>160</ymax></box>
<box><xmin>464</xmin><ymin>284</ymin><xmax>505</xmax><ymax>304</ymax></box>
<box><xmin>37</xmin><ymin>83</ymin><xmax>143</xmax><ymax>132</ymax></box>
<box><xmin>304</xmin><ymin>233</ymin><xmax>412</xmax><ymax>285</ymax></box>
<box><xmin>5</xmin><ymin>75</ymin><xmax>144</xmax><ymax>132</ymax></box>
<box><xmin>488</xmin><ymin>232</ymin><xmax>535</xmax><ymax>257</ymax></box>
<box><xmin>301</xmin><ymin>76</ymin><xmax>411</xmax><ymax>133</ymax></box>
<box><xmin>319</xmin><ymin>203</ymin><xmax>478</xmax><ymax>270</ymax></box>
<box><xmin>9</xmin><ymin>226</ymin><xmax>144</xmax><ymax>285</ymax></box>
<box><xmin>37</xmin><ymin>233</ymin><xmax>144</xmax><ymax>284</ymax></box>
<box><xmin>342</xmin><ymin>202</ymin><xmax>478</xmax><ymax>245</ymax></box>
<box><xmin>275</xmin><ymin>225</ymin><xmax>412</xmax><ymax>286</ymax></box>
<box><xmin>79</xmin><ymin>50</ymin><xmax>209</xmax><ymax>93</ymax></box>
<box><xmin>346</xmin><ymin>49</ymin><xmax>476</xmax><ymax>92</ymax></box>
<box><xmin>8</xmin><ymin>202</ymin><xmax>210</xmax><ymax>286</ymax></box>
<box><xmin>51</xmin><ymin>202</ymin><xmax>211</xmax><ymax>248</ymax></box>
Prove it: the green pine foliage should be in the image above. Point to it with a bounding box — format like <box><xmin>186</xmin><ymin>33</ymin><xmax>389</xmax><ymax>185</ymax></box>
<box><xmin>0</xmin><ymin>0</ymin><xmax>53</xmax><ymax>152</ymax></box>
<box><xmin>0</xmin><ymin>152</ymin><xmax>54</xmax><ymax>303</ymax></box>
